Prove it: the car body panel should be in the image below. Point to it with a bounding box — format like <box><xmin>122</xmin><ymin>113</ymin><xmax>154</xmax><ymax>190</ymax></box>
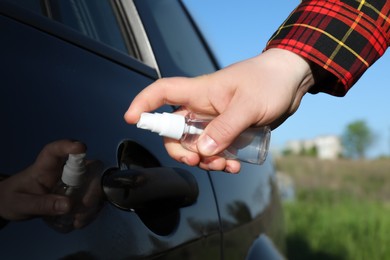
<box><xmin>0</xmin><ymin>0</ymin><xmax>285</xmax><ymax>259</ymax></box>
<box><xmin>0</xmin><ymin>4</ymin><xmax>220</xmax><ymax>258</ymax></box>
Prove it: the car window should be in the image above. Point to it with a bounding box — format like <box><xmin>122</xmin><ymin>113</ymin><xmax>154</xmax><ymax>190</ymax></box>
<box><xmin>135</xmin><ymin>0</ymin><xmax>217</xmax><ymax>77</ymax></box>
<box><xmin>9</xmin><ymin>0</ymin><xmax>42</xmax><ymax>14</ymax></box>
<box><xmin>9</xmin><ymin>0</ymin><xmax>136</xmax><ymax>57</ymax></box>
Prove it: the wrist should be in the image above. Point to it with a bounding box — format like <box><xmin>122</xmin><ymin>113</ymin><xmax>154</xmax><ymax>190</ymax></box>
<box><xmin>263</xmin><ymin>48</ymin><xmax>314</xmax><ymax>95</ymax></box>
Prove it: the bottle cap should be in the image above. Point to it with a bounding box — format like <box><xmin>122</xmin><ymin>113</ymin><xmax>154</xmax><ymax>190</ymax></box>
<box><xmin>137</xmin><ymin>112</ymin><xmax>185</xmax><ymax>140</ymax></box>
<box><xmin>62</xmin><ymin>153</ymin><xmax>86</xmax><ymax>186</ymax></box>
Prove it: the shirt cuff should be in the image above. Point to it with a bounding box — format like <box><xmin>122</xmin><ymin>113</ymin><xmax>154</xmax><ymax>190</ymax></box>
<box><xmin>265</xmin><ymin>0</ymin><xmax>389</xmax><ymax>97</ymax></box>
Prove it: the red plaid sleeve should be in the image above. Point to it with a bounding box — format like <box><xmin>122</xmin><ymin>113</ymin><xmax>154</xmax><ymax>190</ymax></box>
<box><xmin>266</xmin><ymin>0</ymin><xmax>390</xmax><ymax>96</ymax></box>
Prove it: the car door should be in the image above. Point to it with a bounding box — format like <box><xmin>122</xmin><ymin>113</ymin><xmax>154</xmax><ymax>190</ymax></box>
<box><xmin>135</xmin><ymin>0</ymin><xmax>286</xmax><ymax>258</ymax></box>
<box><xmin>0</xmin><ymin>0</ymin><xmax>221</xmax><ymax>259</ymax></box>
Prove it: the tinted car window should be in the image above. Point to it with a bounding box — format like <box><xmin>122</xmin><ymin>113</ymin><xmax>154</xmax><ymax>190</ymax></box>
<box><xmin>135</xmin><ymin>0</ymin><xmax>217</xmax><ymax>77</ymax></box>
<box><xmin>9</xmin><ymin>0</ymin><xmax>134</xmax><ymax>56</ymax></box>
<box><xmin>9</xmin><ymin>0</ymin><xmax>42</xmax><ymax>14</ymax></box>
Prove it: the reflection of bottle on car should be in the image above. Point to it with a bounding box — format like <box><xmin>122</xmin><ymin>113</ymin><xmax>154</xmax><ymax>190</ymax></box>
<box><xmin>44</xmin><ymin>153</ymin><xmax>87</xmax><ymax>233</ymax></box>
<box><xmin>137</xmin><ymin>112</ymin><xmax>271</xmax><ymax>165</ymax></box>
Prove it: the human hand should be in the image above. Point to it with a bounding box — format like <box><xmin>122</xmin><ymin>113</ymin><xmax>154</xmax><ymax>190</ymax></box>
<box><xmin>71</xmin><ymin>160</ymin><xmax>104</xmax><ymax>230</ymax></box>
<box><xmin>124</xmin><ymin>48</ymin><xmax>314</xmax><ymax>173</ymax></box>
<box><xmin>0</xmin><ymin>140</ymin><xmax>103</xmax><ymax>229</ymax></box>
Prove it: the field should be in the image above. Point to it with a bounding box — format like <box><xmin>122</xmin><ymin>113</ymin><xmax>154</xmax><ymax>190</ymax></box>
<box><xmin>275</xmin><ymin>156</ymin><xmax>390</xmax><ymax>260</ymax></box>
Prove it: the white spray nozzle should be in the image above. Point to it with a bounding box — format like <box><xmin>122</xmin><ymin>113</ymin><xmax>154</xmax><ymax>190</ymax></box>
<box><xmin>137</xmin><ymin>112</ymin><xmax>186</xmax><ymax>140</ymax></box>
<box><xmin>61</xmin><ymin>153</ymin><xmax>86</xmax><ymax>186</ymax></box>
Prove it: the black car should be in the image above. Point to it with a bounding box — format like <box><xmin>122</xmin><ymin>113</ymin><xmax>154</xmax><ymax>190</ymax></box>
<box><xmin>0</xmin><ymin>0</ymin><xmax>285</xmax><ymax>259</ymax></box>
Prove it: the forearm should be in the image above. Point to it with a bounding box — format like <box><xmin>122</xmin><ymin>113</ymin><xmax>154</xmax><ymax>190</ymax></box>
<box><xmin>266</xmin><ymin>0</ymin><xmax>390</xmax><ymax>96</ymax></box>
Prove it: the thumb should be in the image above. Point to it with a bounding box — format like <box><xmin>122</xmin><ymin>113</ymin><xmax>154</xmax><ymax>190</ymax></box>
<box><xmin>20</xmin><ymin>194</ymin><xmax>71</xmax><ymax>218</ymax></box>
<box><xmin>197</xmin><ymin>104</ymin><xmax>253</xmax><ymax>157</ymax></box>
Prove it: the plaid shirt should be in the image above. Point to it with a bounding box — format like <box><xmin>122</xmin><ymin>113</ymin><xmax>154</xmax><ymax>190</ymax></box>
<box><xmin>266</xmin><ymin>0</ymin><xmax>390</xmax><ymax>96</ymax></box>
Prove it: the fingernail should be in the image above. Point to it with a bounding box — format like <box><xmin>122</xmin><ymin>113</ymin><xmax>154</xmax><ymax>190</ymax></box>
<box><xmin>225</xmin><ymin>166</ymin><xmax>233</xmax><ymax>173</ymax></box>
<box><xmin>198</xmin><ymin>135</ymin><xmax>218</xmax><ymax>156</ymax></box>
<box><xmin>55</xmin><ymin>198</ymin><xmax>70</xmax><ymax>213</ymax></box>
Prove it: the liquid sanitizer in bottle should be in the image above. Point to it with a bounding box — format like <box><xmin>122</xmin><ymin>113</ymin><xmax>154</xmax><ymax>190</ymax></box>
<box><xmin>45</xmin><ymin>153</ymin><xmax>87</xmax><ymax>233</ymax></box>
<box><xmin>137</xmin><ymin>112</ymin><xmax>271</xmax><ymax>165</ymax></box>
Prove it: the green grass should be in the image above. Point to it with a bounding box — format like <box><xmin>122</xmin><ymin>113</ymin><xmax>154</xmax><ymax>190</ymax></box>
<box><xmin>276</xmin><ymin>156</ymin><xmax>390</xmax><ymax>260</ymax></box>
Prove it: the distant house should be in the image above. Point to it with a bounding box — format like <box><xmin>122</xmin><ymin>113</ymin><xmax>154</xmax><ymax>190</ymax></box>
<box><xmin>285</xmin><ymin>135</ymin><xmax>342</xmax><ymax>160</ymax></box>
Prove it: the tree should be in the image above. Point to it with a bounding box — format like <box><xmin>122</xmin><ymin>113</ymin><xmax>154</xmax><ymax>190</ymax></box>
<box><xmin>341</xmin><ymin>120</ymin><xmax>375</xmax><ymax>159</ymax></box>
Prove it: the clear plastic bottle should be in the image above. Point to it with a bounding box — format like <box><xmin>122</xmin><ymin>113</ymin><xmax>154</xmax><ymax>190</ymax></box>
<box><xmin>44</xmin><ymin>153</ymin><xmax>87</xmax><ymax>233</ymax></box>
<box><xmin>137</xmin><ymin>112</ymin><xmax>271</xmax><ymax>165</ymax></box>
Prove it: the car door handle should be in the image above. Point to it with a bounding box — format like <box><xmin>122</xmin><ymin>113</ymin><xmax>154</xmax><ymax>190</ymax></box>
<box><xmin>102</xmin><ymin>167</ymin><xmax>199</xmax><ymax>211</ymax></box>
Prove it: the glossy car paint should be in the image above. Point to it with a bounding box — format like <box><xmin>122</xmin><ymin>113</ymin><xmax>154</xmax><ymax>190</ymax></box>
<box><xmin>0</xmin><ymin>0</ymin><xmax>284</xmax><ymax>259</ymax></box>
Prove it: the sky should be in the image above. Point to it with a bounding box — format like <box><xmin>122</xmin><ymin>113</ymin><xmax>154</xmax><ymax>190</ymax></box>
<box><xmin>183</xmin><ymin>0</ymin><xmax>390</xmax><ymax>158</ymax></box>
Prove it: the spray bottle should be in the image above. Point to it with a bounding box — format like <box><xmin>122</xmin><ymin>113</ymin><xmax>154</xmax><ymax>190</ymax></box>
<box><xmin>137</xmin><ymin>112</ymin><xmax>271</xmax><ymax>165</ymax></box>
<box><xmin>45</xmin><ymin>153</ymin><xmax>87</xmax><ymax>233</ymax></box>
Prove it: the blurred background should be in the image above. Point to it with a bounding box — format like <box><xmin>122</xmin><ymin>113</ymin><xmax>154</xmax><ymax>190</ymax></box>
<box><xmin>184</xmin><ymin>0</ymin><xmax>390</xmax><ymax>259</ymax></box>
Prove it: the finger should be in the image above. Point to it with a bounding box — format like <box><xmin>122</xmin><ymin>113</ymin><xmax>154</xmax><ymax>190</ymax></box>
<box><xmin>73</xmin><ymin>208</ymin><xmax>99</xmax><ymax>229</ymax></box>
<box><xmin>198</xmin><ymin>157</ymin><xmax>241</xmax><ymax>173</ymax></box>
<box><xmin>41</xmin><ymin>140</ymin><xmax>87</xmax><ymax>158</ymax></box>
<box><xmin>36</xmin><ymin>140</ymin><xmax>87</xmax><ymax>169</ymax></box>
<box><xmin>164</xmin><ymin>138</ymin><xmax>200</xmax><ymax>166</ymax></box>
<box><xmin>199</xmin><ymin>157</ymin><xmax>227</xmax><ymax>171</ymax></box>
<box><xmin>10</xmin><ymin>194</ymin><xmax>71</xmax><ymax>220</ymax></box>
<box><xmin>82</xmin><ymin>160</ymin><xmax>104</xmax><ymax>208</ymax></box>
<box><xmin>124</xmin><ymin>77</ymin><xmax>211</xmax><ymax>124</ymax></box>
<box><xmin>225</xmin><ymin>160</ymin><xmax>241</xmax><ymax>174</ymax></box>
